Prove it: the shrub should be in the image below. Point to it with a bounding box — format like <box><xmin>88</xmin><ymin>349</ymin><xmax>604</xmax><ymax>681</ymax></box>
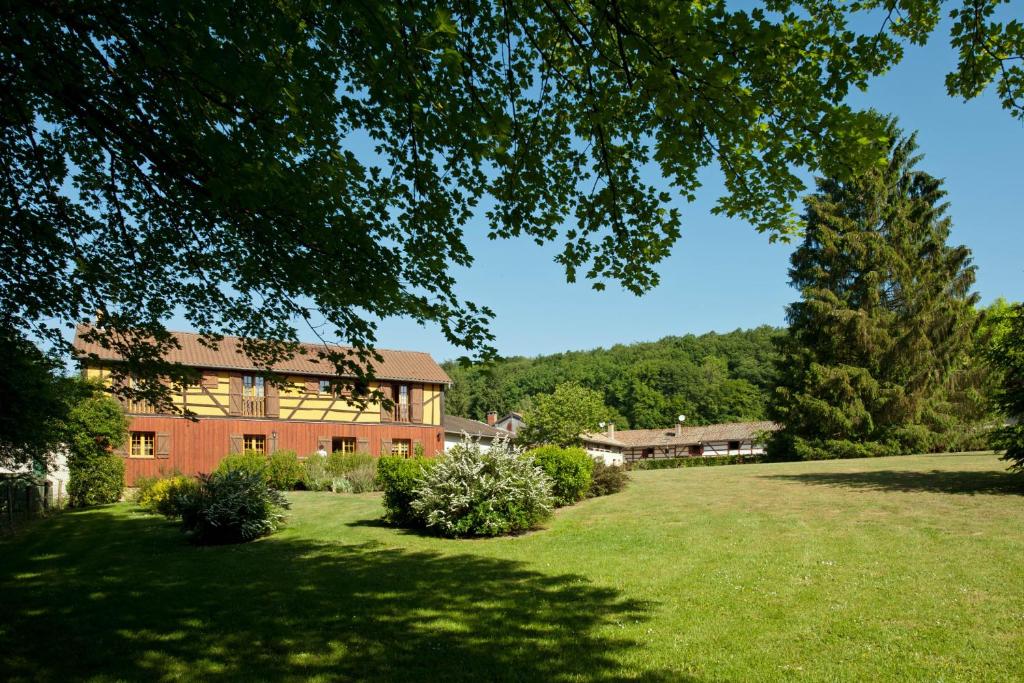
<box><xmin>629</xmin><ymin>454</ymin><xmax>764</xmax><ymax>470</ymax></box>
<box><xmin>346</xmin><ymin>464</ymin><xmax>378</xmax><ymax>493</ymax></box>
<box><xmin>138</xmin><ymin>475</ymin><xmax>199</xmax><ymax>518</ymax></box>
<box><xmin>587</xmin><ymin>460</ymin><xmax>629</xmax><ymax>498</ymax></box>
<box><xmin>527</xmin><ymin>445</ymin><xmax>594</xmax><ymax>506</ymax></box>
<box><xmin>67</xmin><ymin>452</ymin><xmax>125</xmax><ymax>506</ymax></box>
<box><xmin>327</xmin><ymin>451</ymin><xmax>375</xmax><ymax>477</ymax></box>
<box><xmin>301</xmin><ymin>453</ymin><xmax>332</xmax><ymax>491</ymax></box>
<box><xmin>412</xmin><ymin>438</ymin><xmax>553</xmax><ymax>537</ymax></box>
<box><xmin>376</xmin><ymin>455</ymin><xmax>436</xmax><ymax>526</ymax></box>
<box><xmin>179</xmin><ymin>469</ymin><xmax>289</xmax><ymax>545</ymax></box>
<box><xmin>215</xmin><ymin>450</ymin><xmax>268</xmax><ymax>478</ymax></box>
<box><xmin>267</xmin><ymin>450</ymin><xmax>303</xmax><ymax>490</ymax></box>
<box><xmin>132</xmin><ymin>475</ymin><xmax>160</xmax><ymax>503</ymax></box>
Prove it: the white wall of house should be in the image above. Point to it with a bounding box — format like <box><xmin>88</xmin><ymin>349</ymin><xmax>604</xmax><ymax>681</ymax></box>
<box><xmin>585</xmin><ymin>447</ymin><xmax>624</xmax><ymax>467</ymax></box>
<box><xmin>444</xmin><ymin>434</ymin><xmax>495</xmax><ymax>453</ymax></box>
<box><xmin>0</xmin><ymin>448</ymin><xmax>70</xmax><ymax>506</ymax></box>
<box><xmin>700</xmin><ymin>439</ymin><xmax>765</xmax><ymax>456</ymax></box>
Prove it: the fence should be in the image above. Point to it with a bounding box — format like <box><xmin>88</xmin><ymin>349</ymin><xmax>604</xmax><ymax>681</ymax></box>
<box><xmin>1</xmin><ymin>475</ymin><xmax>62</xmax><ymax>527</ymax></box>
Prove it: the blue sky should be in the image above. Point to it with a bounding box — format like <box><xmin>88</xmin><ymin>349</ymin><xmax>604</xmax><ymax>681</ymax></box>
<box><xmin>376</xmin><ymin>21</ymin><xmax>1024</xmax><ymax>363</ymax></box>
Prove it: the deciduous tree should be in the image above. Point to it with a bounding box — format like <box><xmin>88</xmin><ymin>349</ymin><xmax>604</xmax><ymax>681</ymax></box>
<box><xmin>2</xmin><ymin>1</ymin><xmax>1020</xmax><ymax>409</ymax></box>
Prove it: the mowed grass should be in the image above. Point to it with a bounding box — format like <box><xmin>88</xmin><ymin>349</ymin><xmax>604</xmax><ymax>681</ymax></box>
<box><xmin>2</xmin><ymin>453</ymin><xmax>1023</xmax><ymax>682</ymax></box>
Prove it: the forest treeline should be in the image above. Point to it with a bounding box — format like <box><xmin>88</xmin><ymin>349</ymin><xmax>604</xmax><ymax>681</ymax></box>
<box><xmin>443</xmin><ymin>326</ymin><xmax>784</xmax><ymax>430</ymax></box>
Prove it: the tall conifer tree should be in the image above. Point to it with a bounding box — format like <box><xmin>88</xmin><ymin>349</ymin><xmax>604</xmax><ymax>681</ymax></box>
<box><xmin>769</xmin><ymin>119</ymin><xmax>981</xmax><ymax>460</ymax></box>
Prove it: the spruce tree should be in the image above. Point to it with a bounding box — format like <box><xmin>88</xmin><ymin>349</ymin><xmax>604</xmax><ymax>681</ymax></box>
<box><xmin>769</xmin><ymin>120</ymin><xmax>981</xmax><ymax>460</ymax></box>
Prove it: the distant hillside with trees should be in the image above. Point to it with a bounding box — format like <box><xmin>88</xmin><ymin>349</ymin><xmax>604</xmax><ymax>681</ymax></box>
<box><xmin>443</xmin><ymin>326</ymin><xmax>783</xmax><ymax>430</ymax></box>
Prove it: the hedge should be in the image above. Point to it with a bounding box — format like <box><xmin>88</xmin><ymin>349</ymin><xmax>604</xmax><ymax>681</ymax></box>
<box><xmin>628</xmin><ymin>454</ymin><xmax>763</xmax><ymax>470</ymax></box>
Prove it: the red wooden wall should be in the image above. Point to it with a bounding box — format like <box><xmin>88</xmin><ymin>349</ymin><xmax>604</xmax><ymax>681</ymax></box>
<box><xmin>121</xmin><ymin>416</ymin><xmax>444</xmax><ymax>484</ymax></box>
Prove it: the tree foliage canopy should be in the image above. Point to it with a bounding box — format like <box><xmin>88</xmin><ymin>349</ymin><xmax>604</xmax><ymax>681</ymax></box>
<box><xmin>444</xmin><ymin>326</ymin><xmax>781</xmax><ymax>429</ymax></box>
<box><xmin>988</xmin><ymin>304</ymin><xmax>1024</xmax><ymax>469</ymax></box>
<box><xmin>3</xmin><ymin>0</ymin><xmax>1020</xmax><ymax>408</ymax></box>
<box><xmin>518</xmin><ymin>382</ymin><xmax>612</xmax><ymax>447</ymax></box>
<box><xmin>768</xmin><ymin>119</ymin><xmax>987</xmax><ymax>460</ymax></box>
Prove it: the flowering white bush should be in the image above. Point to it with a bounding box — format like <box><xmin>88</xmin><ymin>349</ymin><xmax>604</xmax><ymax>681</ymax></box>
<box><xmin>411</xmin><ymin>435</ymin><xmax>554</xmax><ymax>537</ymax></box>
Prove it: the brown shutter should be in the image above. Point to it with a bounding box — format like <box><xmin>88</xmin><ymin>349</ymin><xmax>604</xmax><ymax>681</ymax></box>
<box><xmin>305</xmin><ymin>378</ymin><xmax>319</xmax><ymax>393</ymax></box>
<box><xmin>410</xmin><ymin>385</ymin><xmax>423</xmax><ymax>423</ymax></box>
<box><xmin>357</xmin><ymin>437</ymin><xmax>369</xmax><ymax>453</ymax></box>
<box><xmin>229</xmin><ymin>434</ymin><xmax>243</xmax><ymax>454</ymax></box>
<box><xmin>202</xmin><ymin>372</ymin><xmax>219</xmax><ymax>389</ymax></box>
<box><xmin>380</xmin><ymin>439</ymin><xmax>392</xmax><ymax>456</ymax></box>
<box><xmin>379</xmin><ymin>383</ymin><xmax>392</xmax><ymax>421</ymax></box>
<box><xmin>265</xmin><ymin>382</ymin><xmax>280</xmax><ymax>418</ymax></box>
<box><xmin>156</xmin><ymin>432</ymin><xmax>171</xmax><ymax>459</ymax></box>
<box><xmin>228</xmin><ymin>375</ymin><xmax>242</xmax><ymax>416</ymax></box>
<box><xmin>317</xmin><ymin>436</ymin><xmax>330</xmax><ymax>453</ymax></box>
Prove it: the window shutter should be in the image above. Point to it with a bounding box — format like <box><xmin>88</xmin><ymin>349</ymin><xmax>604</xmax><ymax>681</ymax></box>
<box><xmin>357</xmin><ymin>437</ymin><xmax>369</xmax><ymax>453</ymax></box>
<box><xmin>305</xmin><ymin>378</ymin><xmax>319</xmax><ymax>393</ymax></box>
<box><xmin>380</xmin><ymin>439</ymin><xmax>392</xmax><ymax>456</ymax></box>
<box><xmin>229</xmin><ymin>434</ymin><xmax>243</xmax><ymax>454</ymax></box>
<box><xmin>269</xmin><ymin>432</ymin><xmax>279</xmax><ymax>454</ymax></box>
<box><xmin>156</xmin><ymin>432</ymin><xmax>171</xmax><ymax>459</ymax></box>
<box><xmin>379</xmin><ymin>383</ymin><xmax>392</xmax><ymax>421</ymax></box>
<box><xmin>228</xmin><ymin>375</ymin><xmax>242</xmax><ymax>416</ymax></box>
<box><xmin>202</xmin><ymin>372</ymin><xmax>219</xmax><ymax>389</ymax></box>
<box><xmin>265</xmin><ymin>382</ymin><xmax>280</xmax><ymax>418</ymax></box>
<box><xmin>410</xmin><ymin>385</ymin><xmax>423</xmax><ymax>423</ymax></box>
<box><xmin>317</xmin><ymin>436</ymin><xmax>330</xmax><ymax>453</ymax></box>
<box><xmin>113</xmin><ymin>434</ymin><xmax>129</xmax><ymax>458</ymax></box>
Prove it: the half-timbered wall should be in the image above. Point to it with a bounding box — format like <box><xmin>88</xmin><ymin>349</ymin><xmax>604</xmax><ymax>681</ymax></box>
<box><xmin>84</xmin><ymin>365</ymin><xmax>443</xmax><ymax>426</ymax></box>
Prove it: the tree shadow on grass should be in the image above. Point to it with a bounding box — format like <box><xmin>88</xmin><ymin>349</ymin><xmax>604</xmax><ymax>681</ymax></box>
<box><xmin>765</xmin><ymin>468</ymin><xmax>1024</xmax><ymax>496</ymax></box>
<box><xmin>0</xmin><ymin>508</ymin><xmax>685</xmax><ymax>682</ymax></box>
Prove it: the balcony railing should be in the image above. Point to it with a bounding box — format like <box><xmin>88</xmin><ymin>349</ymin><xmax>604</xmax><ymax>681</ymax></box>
<box><xmin>242</xmin><ymin>397</ymin><xmax>265</xmax><ymax>417</ymax></box>
<box><xmin>126</xmin><ymin>399</ymin><xmax>157</xmax><ymax>414</ymax></box>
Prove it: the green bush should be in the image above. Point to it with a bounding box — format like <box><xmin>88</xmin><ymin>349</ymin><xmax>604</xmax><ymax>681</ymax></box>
<box><xmin>179</xmin><ymin>469</ymin><xmax>289</xmax><ymax>545</ymax></box>
<box><xmin>326</xmin><ymin>451</ymin><xmax>375</xmax><ymax>477</ymax></box>
<box><xmin>412</xmin><ymin>438</ymin><xmax>553</xmax><ymax>537</ymax></box>
<box><xmin>376</xmin><ymin>455</ymin><xmax>435</xmax><ymax>526</ymax></box>
<box><xmin>267</xmin><ymin>450</ymin><xmax>303</xmax><ymax>490</ymax></box>
<box><xmin>138</xmin><ymin>475</ymin><xmax>199</xmax><ymax>518</ymax></box>
<box><xmin>301</xmin><ymin>453</ymin><xmax>332</xmax><ymax>491</ymax></box>
<box><xmin>587</xmin><ymin>460</ymin><xmax>629</xmax><ymax>498</ymax></box>
<box><xmin>215</xmin><ymin>450</ymin><xmax>268</xmax><ymax>478</ymax></box>
<box><xmin>67</xmin><ymin>452</ymin><xmax>125</xmax><ymax>506</ymax></box>
<box><xmin>346</xmin><ymin>464</ymin><xmax>378</xmax><ymax>493</ymax></box>
<box><xmin>527</xmin><ymin>445</ymin><xmax>594</xmax><ymax>506</ymax></box>
<box><xmin>132</xmin><ymin>475</ymin><xmax>160</xmax><ymax>503</ymax></box>
<box><xmin>629</xmin><ymin>454</ymin><xmax>764</xmax><ymax>470</ymax></box>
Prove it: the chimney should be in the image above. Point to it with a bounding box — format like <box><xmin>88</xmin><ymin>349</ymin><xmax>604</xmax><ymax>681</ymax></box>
<box><xmin>486</xmin><ymin>411</ymin><xmax>497</xmax><ymax>426</ymax></box>
<box><xmin>607</xmin><ymin>423</ymin><xmax>615</xmax><ymax>438</ymax></box>
<box><xmin>675</xmin><ymin>415</ymin><xmax>685</xmax><ymax>437</ymax></box>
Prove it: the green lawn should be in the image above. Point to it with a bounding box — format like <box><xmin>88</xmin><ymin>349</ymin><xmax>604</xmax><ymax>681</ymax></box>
<box><xmin>2</xmin><ymin>453</ymin><xmax>1023</xmax><ymax>681</ymax></box>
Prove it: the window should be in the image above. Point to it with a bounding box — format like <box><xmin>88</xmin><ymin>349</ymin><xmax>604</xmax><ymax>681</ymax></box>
<box><xmin>319</xmin><ymin>379</ymin><xmax>332</xmax><ymax>395</ymax></box>
<box><xmin>398</xmin><ymin>384</ymin><xmax>409</xmax><ymax>421</ymax></box>
<box><xmin>244</xmin><ymin>434</ymin><xmax>266</xmax><ymax>454</ymax></box>
<box><xmin>688</xmin><ymin>445</ymin><xmax>703</xmax><ymax>456</ymax></box>
<box><xmin>727</xmin><ymin>440</ymin><xmax>741</xmax><ymax>451</ymax></box>
<box><xmin>391</xmin><ymin>439</ymin><xmax>411</xmax><ymax>458</ymax></box>
<box><xmin>242</xmin><ymin>375</ymin><xmax>264</xmax><ymax>397</ymax></box>
<box><xmin>641</xmin><ymin>448</ymin><xmax>654</xmax><ymax>459</ymax></box>
<box><xmin>130</xmin><ymin>432</ymin><xmax>155</xmax><ymax>458</ymax></box>
<box><xmin>332</xmin><ymin>437</ymin><xmax>356</xmax><ymax>454</ymax></box>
